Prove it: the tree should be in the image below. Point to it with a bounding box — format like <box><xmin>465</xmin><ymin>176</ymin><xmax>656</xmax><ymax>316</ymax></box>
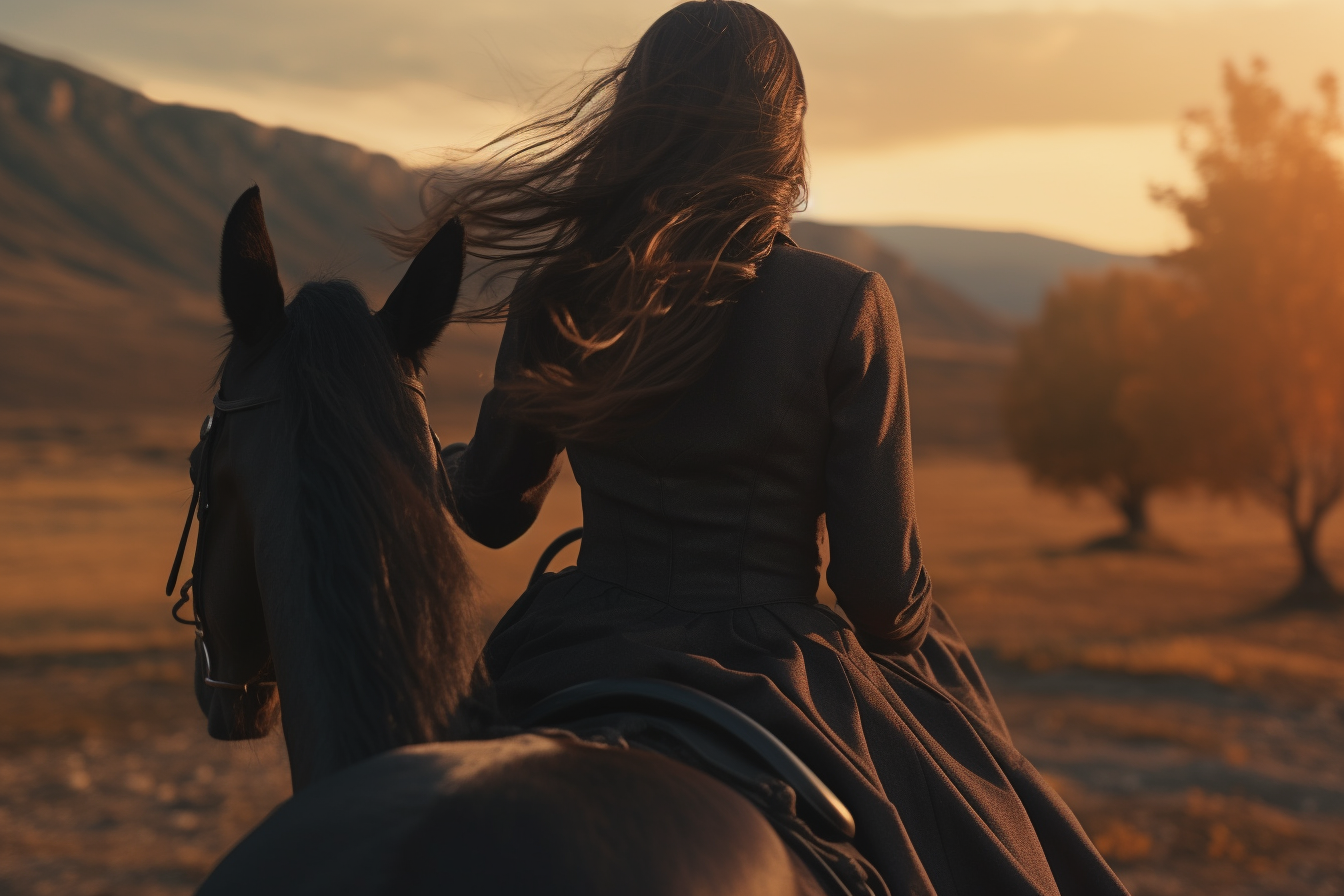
<box><xmin>1151</xmin><ymin>60</ymin><xmax>1344</xmax><ymax>607</ymax></box>
<box><xmin>1003</xmin><ymin>267</ymin><xmax>1198</xmax><ymax>548</ymax></box>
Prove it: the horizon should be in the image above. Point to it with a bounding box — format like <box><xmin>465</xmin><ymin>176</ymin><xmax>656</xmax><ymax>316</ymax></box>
<box><xmin>2</xmin><ymin>0</ymin><xmax>1340</xmax><ymax>252</ymax></box>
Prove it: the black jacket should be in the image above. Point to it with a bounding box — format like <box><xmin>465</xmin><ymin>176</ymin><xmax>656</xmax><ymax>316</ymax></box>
<box><xmin>444</xmin><ymin>235</ymin><xmax>931</xmax><ymax>651</ymax></box>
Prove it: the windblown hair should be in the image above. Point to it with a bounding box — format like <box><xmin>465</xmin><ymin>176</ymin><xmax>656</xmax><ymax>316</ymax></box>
<box><xmin>387</xmin><ymin>0</ymin><xmax>808</xmax><ymax>441</ymax></box>
<box><xmin>277</xmin><ymin>281</ymin><xmax>478</xmax><ymax>763</ymax></box>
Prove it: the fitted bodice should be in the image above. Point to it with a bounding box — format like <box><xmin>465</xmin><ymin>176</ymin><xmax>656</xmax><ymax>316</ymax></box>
<box><xmin>446</xmin><ymin>237</ymin><xmax>931</xmax><ymax>648</ymax></box>
<box><xmin>567</xmin><ymin>245</ymin><xmax>843</xmax><ymax>607</ymax></box>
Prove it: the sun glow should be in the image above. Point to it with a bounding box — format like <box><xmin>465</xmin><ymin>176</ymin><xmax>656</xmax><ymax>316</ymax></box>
<box><xmin>803</xmin><ymin>122</ymin><xmax>1198</xmax><ymax>254</ymax></box>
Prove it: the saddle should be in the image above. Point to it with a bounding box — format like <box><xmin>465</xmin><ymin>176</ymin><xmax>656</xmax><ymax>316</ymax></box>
<box><xmin>510</xmin><ymin>529</ymin><xmax>884</xmax><ymax>895</ymax></box>
<box><xmin>521</xmin><ymin>678</ymin><xmax>882</xmax><ymax>896</ymax></box>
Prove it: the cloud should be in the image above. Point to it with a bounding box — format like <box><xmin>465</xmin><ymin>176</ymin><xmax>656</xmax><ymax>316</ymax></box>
<box><xmin>3</xmin><ymin>0</ymin><xmax>1341</xmax><ymax>155</ymax></box>
<box><xmin>3</xmin><ymin>0</ymin><xmax>1333</xmax><ymax>252</ymax></box>
<box><xmin>0</xmin><ymin>0</ymin><xmax>652</xmax><ymax>94</ymax></box>
<box><xmin>774</xmin><ymin>1</ymin><xmax>1344</xmax><ymax>148</ymax></box>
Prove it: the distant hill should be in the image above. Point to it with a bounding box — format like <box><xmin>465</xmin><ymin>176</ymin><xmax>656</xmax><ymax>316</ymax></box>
<box><xmin>0</xmin><ymin>41</ymin><xmax>435</xmax><ymax>412</ymax></box>
<box><xmin>0</xmin><ymin>41</ymin><xmax>1011</xmax><ymax>451</ymax></box>
<box><xmin>859</xmin><ymin>225</ymin><xmax>1152</xmax><ymax>321</ymax></box>
<box><xmin>790</xmin><ymin>221</ymin><xmax>1011</xmax><ymax>350</ymax></box>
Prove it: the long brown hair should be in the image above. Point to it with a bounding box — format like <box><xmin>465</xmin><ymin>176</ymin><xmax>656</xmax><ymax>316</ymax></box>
<box><xmin>388</xmin><ymin>1</ymin><xmax>807</xmax><ymax>441</ymax></box>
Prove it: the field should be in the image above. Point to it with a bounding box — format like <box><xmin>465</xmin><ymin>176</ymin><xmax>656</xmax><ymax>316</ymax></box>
<box><xmin>2</xmin><ymin>409</ymin><xmax>1343</xmax><ymax>895</ymax></box>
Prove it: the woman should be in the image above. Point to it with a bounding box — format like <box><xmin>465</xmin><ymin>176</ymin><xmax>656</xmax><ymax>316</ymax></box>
<box><xmin>400</xmin><ymin>3</ymin><xmax>1128</xmax><ymax>894</ymax></box>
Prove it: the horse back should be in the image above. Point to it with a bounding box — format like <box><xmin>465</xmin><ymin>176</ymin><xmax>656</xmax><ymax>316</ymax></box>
<box><xmin>198</xmin><ymin>734</ymin><xmax>820</xmax><ymax>896</ymax></box>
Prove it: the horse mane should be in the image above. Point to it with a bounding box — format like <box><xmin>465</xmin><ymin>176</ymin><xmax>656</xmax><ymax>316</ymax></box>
<box><xmin>274</xmin><ymin>280</ymin><xmax>480</xmax><ymax>764</ymax></box>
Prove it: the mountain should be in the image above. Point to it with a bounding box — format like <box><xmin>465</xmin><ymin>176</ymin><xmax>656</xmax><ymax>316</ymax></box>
<box><xmin>0</xmin><ymin>41</ymin><xmax>1010</xmax><ymax>451</ymax></box>
<box><xmin>861</xmin><ymin>225</ymin><xmax>1152</xmax><ymax>321</ymax></box>
<box><xmin>790</xmin><ymin>221</ymin><xmax>1011</xmax><ymax>351</ymax></box>
<box><xmin>0</xmin><ymin>41</ymin><xmax>433</xmax><ymax>412</ymax></box>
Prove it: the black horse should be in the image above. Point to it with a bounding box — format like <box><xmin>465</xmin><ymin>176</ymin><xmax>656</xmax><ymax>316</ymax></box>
<box><xmin>178</xmin><ymin>188</ymin><xmax>866</xmax><ymax>895</ymax></box>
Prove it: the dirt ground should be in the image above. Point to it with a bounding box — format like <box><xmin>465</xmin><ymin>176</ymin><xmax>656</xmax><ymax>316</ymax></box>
<box><xmin>2</xmin><ymin>414</ymin><xmax>1342</xmax><ymax>895</ymax></box>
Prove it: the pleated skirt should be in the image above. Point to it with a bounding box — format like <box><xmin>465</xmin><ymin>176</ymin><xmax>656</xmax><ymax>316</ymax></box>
<box><xmin>483</xmin><ymin>569</ymin><xmax>1128</xmax><ymax>896</ymax></box>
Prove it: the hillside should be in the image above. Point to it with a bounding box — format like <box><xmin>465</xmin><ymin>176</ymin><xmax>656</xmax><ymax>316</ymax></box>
<box><xmin>0</xmin><ymin>40</ymin><xmax>1009</xmax><ymax>450</ymax></box>
<box><xmin>862</xmin><ymin>225</ymin><xmax>1151</xmax><ymax>321</ymax></box>
<box><xmin>790</xmin><ymin>222</ymin><xmax>1011</xmax><ymax>349</ymax></box>
<box><xmin>0</xmin><ymin>41</ymin><xmax>431</xmax><ymax>412</ymax></box>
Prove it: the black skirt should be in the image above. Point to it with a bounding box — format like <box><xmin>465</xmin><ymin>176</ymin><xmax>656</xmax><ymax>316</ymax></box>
<box><xmin>483</xmin><ymin>570</ymin><xmax>1129</xmax><ymax>896</ymax></box>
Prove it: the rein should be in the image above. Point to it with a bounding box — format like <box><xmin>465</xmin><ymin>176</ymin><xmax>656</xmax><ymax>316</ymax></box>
<box><xmin>165</xmin><ymin>379</ymin><xmax>452</xmax><ymax>693</ymax></box>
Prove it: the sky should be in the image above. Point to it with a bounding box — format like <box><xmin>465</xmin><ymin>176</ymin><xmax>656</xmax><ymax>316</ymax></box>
<box><xmin>1</xmin><ymin>0</ymin><xmax>1341</xmax><ymax>253</ymax></box>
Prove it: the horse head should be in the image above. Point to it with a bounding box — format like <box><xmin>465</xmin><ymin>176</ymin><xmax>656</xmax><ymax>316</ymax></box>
<box><xmin>190</xmin><ymin>186</ymin><xmax>476</xmax><ymax>790</ymax></box>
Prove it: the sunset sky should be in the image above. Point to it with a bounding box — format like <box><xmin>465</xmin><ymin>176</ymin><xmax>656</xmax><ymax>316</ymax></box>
<box><xmin>2</xmin><ymin>0</ymin><xmax>1341</xmax><ymax>253</ymax></box>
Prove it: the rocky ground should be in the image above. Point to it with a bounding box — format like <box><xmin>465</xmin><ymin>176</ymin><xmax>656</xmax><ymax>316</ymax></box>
<box><xmin>2</xmin><ymin>642</ymin><xmax>1341</xmax><ymax>895</ymax></box>
<box><xmin>2</xmin><ymin>448</ymin><xmax>1342</xmax><ymax>894</ymax></box>
<box><xmin>987</xmin><ymin>655</ymin><xmax>1344</xmax><ymax>895</ymax></box>
<box><xmin>0</xmin><ymin>648</ymin><xmax>289</xmax><ymax>896</ymax></box>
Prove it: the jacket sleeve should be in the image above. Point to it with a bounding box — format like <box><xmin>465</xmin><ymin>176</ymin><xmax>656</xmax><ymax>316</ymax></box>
<box><xmin>823</xmin><ymin>271</ymin><xmax>932</xmax><ymax>653</ymax></box>
<box><xmin>441</xmin><ymin>311</ymin><xmax>563</xmax><ymax>549</ymax></box>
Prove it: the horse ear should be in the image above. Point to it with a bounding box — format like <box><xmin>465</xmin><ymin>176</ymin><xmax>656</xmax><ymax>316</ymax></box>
<box><xmin>377</xmin><ymin>218</ymin><xmax>465</xmax><ymax>368</ymax></box>
<box><xmin>220</xmin><ymin>186</ymin><xmax>285</xmax><ymax>345</ymax></box>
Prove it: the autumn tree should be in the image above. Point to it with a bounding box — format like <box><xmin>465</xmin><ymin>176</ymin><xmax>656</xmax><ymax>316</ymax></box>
<box><xmin>1004</xmin><ymin>267</ymin><xmax>1197</xmax><ymax>547</ymax></box>
<box><xmin>1150</xmin><ymin>60</ymin><xmax>1344</xmax><ymax>607</ymax></box>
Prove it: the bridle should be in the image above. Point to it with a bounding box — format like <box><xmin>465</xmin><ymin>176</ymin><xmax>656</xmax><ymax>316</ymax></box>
<box><xmin>165</xmin><ymin>378</ymin><xmax>453</xmax><ymax>693</ymax></box>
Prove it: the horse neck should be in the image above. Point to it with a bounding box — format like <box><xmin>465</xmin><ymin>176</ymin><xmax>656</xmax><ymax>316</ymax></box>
<box><xmin>257</xmin><ymin>559</ymin><xmax>353</xmax><ymax>791</ymax></box>
<box><xmin>255</xmin><ymin>507</ymin><xmax>477</xmax><ymax>792</ymax></box>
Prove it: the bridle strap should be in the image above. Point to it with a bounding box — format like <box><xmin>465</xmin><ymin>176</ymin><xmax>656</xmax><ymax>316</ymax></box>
<box><xmin>165</xmin><ymin>394</ymin><xmax>281</xmax><ymax>601</ymax></box>
<box><xmin>168</xmin><ymin>378</ymin><xmax>452</xmax><ymax>693</ymax></box>
<box><xmin>400</xmin><ymin>377</ymin><xmax>454</xmax><ymax>508</ymax></box>
<box><xmin>165</xmin><ymin>483</ymin><xmax>200</xmax><ymax>601</ymax></box>
<box><xmin>213</xmin><ymin>394</ymin><xmax>281</xmax><ymax>413</ymax></box>
<box><xmin>166</xmin><ymin>390</ymin><xmax>281</xmax><ymax>692</ymax></box>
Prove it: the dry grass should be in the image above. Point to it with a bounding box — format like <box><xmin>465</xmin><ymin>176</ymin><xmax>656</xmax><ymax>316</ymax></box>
<box><xmin>915</xmin><ymin>456</ymin><xmax>1344</xmax><ymax>672</ymax></box>
<box><xmin>2</xmin><ymin>424</ymin><xmax>1343</xmax><ymax>894</ymax></box>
